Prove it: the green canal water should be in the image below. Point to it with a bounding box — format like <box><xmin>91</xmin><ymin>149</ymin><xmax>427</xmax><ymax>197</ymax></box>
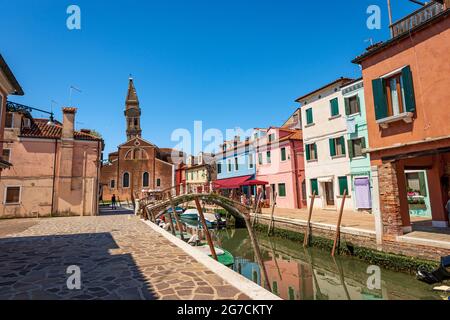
<box><xmin>211</xmin><ymin>228</ymin><xmax>445</xmax><ymax>300</ymax></box>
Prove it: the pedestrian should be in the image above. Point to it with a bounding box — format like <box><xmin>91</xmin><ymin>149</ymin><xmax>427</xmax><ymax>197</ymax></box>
<box><xmin>111</xmin><ymin>194</ymin><xmax>117</xmax><ymax>210</ymax></box>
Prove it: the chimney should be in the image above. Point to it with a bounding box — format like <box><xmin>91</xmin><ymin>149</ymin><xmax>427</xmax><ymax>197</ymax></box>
<box><xmin>62</xmin><ymin>107</ymin><xmax>77</xmax><ymax>139</ymax></box>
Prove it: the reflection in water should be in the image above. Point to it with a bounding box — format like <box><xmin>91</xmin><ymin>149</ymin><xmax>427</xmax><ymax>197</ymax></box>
<box><xmin>215</xmin><ymin>228</ymin><xmax>440</xmax><ymax>300</ymax></box>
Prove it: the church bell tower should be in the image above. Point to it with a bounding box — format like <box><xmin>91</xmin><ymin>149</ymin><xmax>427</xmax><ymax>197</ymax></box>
<box><xmin>125</xmin><ymin>77</ymin><xmax>142</xmax><ymax>141</ymax></box>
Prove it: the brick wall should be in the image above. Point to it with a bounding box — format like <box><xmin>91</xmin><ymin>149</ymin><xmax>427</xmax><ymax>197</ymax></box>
<box><xmin>378</xmin><ymin>161</ymin><xmax>404</xmax><ymax>239</ymax></box>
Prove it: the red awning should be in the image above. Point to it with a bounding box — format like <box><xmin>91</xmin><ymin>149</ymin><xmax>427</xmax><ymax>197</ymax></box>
<box><xmin>213</xmin><ymin>175</ymin><xmax>253</xmax><ymax>189</ymax></box>
<box><xmin>241</xmin><ymin>179</ymin><xmax>268</xmax><ymax>186</ymax></box>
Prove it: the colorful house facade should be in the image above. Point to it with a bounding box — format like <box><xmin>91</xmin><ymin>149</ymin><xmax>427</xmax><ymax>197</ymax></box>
<box><xmin>297</xmin><ymin>78</ymin><xmax>355</xmax><ymax>211</ymax></box>
<box><xmin>353</xmin><ymin>2</ymin><xmax>450</xmax><ymax>241</ymax></box>
<box><xmin>342</xmin><ymin>79</ymin><xmax>373</xmax><ymax>211</ymax></box>
<box><xmin>1</xmin><ymin>104</ymin><xmax>103</xmax><ymax>218</ymax></box>
<box><xmin>214</xmin><ymin>137</ymin><xmax>257</xmax><ymax>196</ymax></box>
<box><xmin>255</xmin><ymin>127</ymin><xmax>306</xmax><ymax>209</ymax></box>
<box><xmin>185</xmin><ymin>152</ymin><xmax>216</xmax><ymax>193</ymax></box>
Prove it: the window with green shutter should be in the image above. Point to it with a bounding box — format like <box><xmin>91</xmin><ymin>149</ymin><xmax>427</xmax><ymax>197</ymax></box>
<box><xmin>330</xmin><ymin>98</ymin><xmax>339</xmax><ymax>117</ymax></box>
<box><xmin>401</xmin><ymin>66</ymin><xmax>416</xmax><ymax>113</ymax></box>
<box><xmin>329</xmin><ymin>138</ymin><xmax>336</xmax><ymax>157</ymax></box>
<box><xmin>345</xmin><ymin>95</ymin><xmax>360</xmax><ymax>115</ymax></box>
<box><xmin>258</xmin><ymin>153</ymin><xmax>263</xmax><ymax>165</ymax></box>
<box><xmin>306</xmin><ymin>108</ymin><xmax>314</xmax><ymax>125</ymax></box>
<box><xmin>278</xmin><ymin>183</ymin><xmax>286</xmax><ymax>197</ymax></box>
<box><xmin>338</xmin><ymin>176</ymin><xmax>348</xmax><ymax>196</ymax></box>
<box><xmin>305</xmin><ymin>144</ymin><xmax>317</xmax><ymax>161</ymax></box>
<box><xmin>330</xmin><ymin>137</ymin><xmax>346</xmax><ymax>157</ymax></box>
<box><xmin>372</xmin><ymin>78</ymin><xmax>388</xmax><ymax>120</ymax></box>
<box><xmin>281</xmin><ymin>147</ymin><xmax>287</xmax><ymax>161</ymax></box>
<box><xmin>305</xmin><ymin>144</ymin><xmax>310</xmax><ymax>161</ymax></box>
<box><xmin>267</xmin><ymin>151</ymin><xmax>271</xmax><ymax>164</ymax></box>
<box><xmin>311</xmin><ymin>179</ymin><xmax>319</xmax><ymax>195</ymax></box>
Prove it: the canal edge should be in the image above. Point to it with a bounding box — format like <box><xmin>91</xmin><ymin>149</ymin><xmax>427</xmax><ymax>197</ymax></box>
<box><xmin>140</xmin><ymin>219</ymin><xmax>282</xmax><ymax>301</ymax></box>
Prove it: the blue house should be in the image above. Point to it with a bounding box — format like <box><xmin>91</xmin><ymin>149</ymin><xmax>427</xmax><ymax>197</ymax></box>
<box><xmin>214</xmin><ymin>136</ymin><xmax>257</xmax><ymax>195</ymax></box>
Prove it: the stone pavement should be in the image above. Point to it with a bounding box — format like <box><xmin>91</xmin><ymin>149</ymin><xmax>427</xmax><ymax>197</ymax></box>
<box><xmin>0</xmin><ymin>208</ymin><xmax>249</xmax><ymax>300</ymax></box>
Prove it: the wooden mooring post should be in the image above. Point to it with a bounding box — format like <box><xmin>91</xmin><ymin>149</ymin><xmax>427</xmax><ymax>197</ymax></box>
<box><xmin>194</xmin><ymin>197</ymin><xmax>218</xmax><ymax>261</ymax></box>
<box><xmin>267</xmin><ymin>192</ymin><xmax>277</xmax><ymax>236</ymax></box>
<box><xmin>303</xmin><ymin>191</ymin><xmax>316</xmax><ymax>247</ymax></box>
<box><xmin>331</xmin><ymin>190</ymin><xmax>347</xmax><ymax>257</ymax></box>
<box><xmin>169</xmin><ymin>192</ymin><xmax>185</xmax><ymax>241</ymax></box>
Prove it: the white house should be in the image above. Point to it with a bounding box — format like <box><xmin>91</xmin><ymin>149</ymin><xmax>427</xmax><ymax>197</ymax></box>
<box><xmin>296</xmin><ymin>78</ymin><xmax>355</xmax><ymax>211</ymax></box>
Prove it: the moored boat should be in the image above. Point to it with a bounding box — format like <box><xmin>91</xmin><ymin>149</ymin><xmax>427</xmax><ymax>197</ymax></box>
<box><xmin>195</xmin><ymin>244</ymin><xmax>234</xmax><ymax>267</ymax></box>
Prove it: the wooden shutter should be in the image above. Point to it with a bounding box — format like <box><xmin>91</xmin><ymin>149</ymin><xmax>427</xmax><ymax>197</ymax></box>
<box><xmin>361</xmin><ymin>137</ymin><xmax>367</xmax><ymax>150</ymax></box>
<box><xmin>311</xmin><ymin>179</ymin><xmax>319</xmax><ymax>195</ymax></box>
<box><xmin>329</xmin><ymin>139</ymin><xmax>336</xmax><ymax>157</ymax></box>
<box><xmin>347</xmin><ymin>140</ymin><xmax>354</xmax><ymax>159</ymax></box>
<box><xmin>305</xmin><ymin>144</ymin><xmax>310</xmax><ymax>161</ymax></box>
<box><xmin>401</xmin><ymin>66</ymin><xmax>416</xmax><ymax>113</ymax></box>
<box><xmin>338</xmin><ymin>177</ymin><xmax>348</xmax><ymax>195</ymax></box>
<box><xmin>372</xmin><ymin>78</ymin><xmax>388</xmax><ymax>120</ymax></box>
<box><xmin>344</xmin><ymin>97</ymin><xmax>350</xmax><ymax>115</ymax></box>
<box><xmin>340</xmin><ymin>137</ymin><xmax>346</xmax><ymax>156</ymax></box>
<box><xmin>313</xmin><ymin>143</ymin><xmax>318</xmax><ymax>160</ymax></box>
<box><xmin>356</xmin><ymin>95</ymin><xmax>361</xmax><ymax>113</ymax></box>
<box><xmin>331</xmin><ymin>98</ymin><xmax>339</xmax><ymax>116</ymax></box>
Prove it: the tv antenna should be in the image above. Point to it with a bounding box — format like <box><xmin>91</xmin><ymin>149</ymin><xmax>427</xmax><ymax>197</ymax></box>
<box><xmin>69</xmin><ymin>85</ymin><xmax>82</xmax><ymax>106</ymax></box>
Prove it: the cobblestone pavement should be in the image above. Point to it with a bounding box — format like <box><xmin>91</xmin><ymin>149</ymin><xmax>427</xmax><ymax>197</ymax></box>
<box><xmin>0</xmin><ymin>209</ymin><xmax>249</xmax><ymax>300</ymax></box>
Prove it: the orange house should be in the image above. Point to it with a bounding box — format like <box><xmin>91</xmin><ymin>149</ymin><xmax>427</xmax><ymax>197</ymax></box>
<box><xmin>353</xmin><ymin>2</ymin><xmax>450</xmax><ymax>239</ymax></box>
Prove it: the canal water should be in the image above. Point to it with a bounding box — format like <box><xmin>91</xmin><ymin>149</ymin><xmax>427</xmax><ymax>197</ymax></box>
<box><xmin>210</xmin><ymin>228</ymin><xmax>444</xmax><ymax>300</ymax></box>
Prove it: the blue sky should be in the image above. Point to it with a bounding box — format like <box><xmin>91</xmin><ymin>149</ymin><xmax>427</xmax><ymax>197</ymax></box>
<box><xmin>2</xmin><ymin>0</ymin><xmax>419</xmax><ymax>155</ymax></box>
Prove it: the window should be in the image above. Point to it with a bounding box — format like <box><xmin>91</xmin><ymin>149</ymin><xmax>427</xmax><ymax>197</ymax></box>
<box><xmin>329</xmin><ymin>137</ymin><xmax>346</xmax><ymax>157</ymax></box>
<box><xmin>234</xmin><ymin>157</ymin><xmax>239</xmax><ymax>171</ymax></box>
<box><xmin>305</xmin><ymin>108</ymin><xmax>314</xmax><ymax>125</ymax></box>
<box><xmin>281</xmin><ymin>148</ymin><xmax>287</xmax><ymax>161</ymax></box>
<box><xmin>278</xmin><ymin>184</ymin><xmax>286</xmax><ymax>197</ymax></box>
<box><xmin>310</xmin><ymin>179</ymin><xmax>319</xmax><ymax>195</ymax></box>
<box><xmin>123</xmin><ymin>172</ymin><xmax>130</xmax><ymax>188</ymax></box>
<box><xmin>156</xmin><ymin>179</ymin><xmax>161</xmax><ymax>187</ymax></box>
<box><xmin>5</xmin><ymin>113</ymin><xmax>13</xmax><ymax>128</ymax></box>
<box><xmin>266</xmin><ymin>151</ymin><xmax>271</xmax><ymax>164</ymax></box>
<box><xmin>2</xmin><ymin>149</ymin><xmax>11</xmax><ymax>162</ymax></box>
<box><xmin>348</xmin><ymin>138</ymin><xmax>366</xmax><ymax>159</ymax></box>
<box><xmin>5</xmin><ymin>186</ymin><xmax>21</xmax><ymax>204</ymax></box>
<box><xmin>372</xmin><ymin>65</ymin><xmax>416</xmax><ymax>121</ymax></box>
<box><xmin>345</xmin><ymin>95</ymin><xmax>360</xmax><ymax>115</ymax></box>
<box><xmin>227</xmin><ymin>159</ymin><xmax>232</xmax><ymax>172</ymax></box>
<box><xmin>305</xmin><ymin>143</ymin><xmax>317</xmax><ymax>161</ymax></box>
<box><xmin>143</xmin><ymin>172</ymin><xmax>149</xmax><ymax>187</ymax></box>
<box><xmin>110</xmin><ymin>179</ymin><xmax>115</xmax><ymax>189</ymax></box>
<box><xmin>268</xmin><ymin>134</ymin><xmax>275</xmax><ymax>143</ymax></box>
<box><xmin>288</xmin><ymin>287</ymin><xmax>295</xmax><ymax>300</ymax></box>
<box><xmin>258</xmin><ymin>153</ymin><xmax>263</xmax><ymax>165</ymax></box>
<box><xmin>330</xmin><ymin>98</ymin><xmax>339</xmax><ymax>117</ymax></box>
<box><xmin>217</xmin><ymin>162</ymin><xmax>222</xmax><ymax>174</ymax></box>
<box><xmin>272</xmin><ymin>281</ymin><xmax>279</xmax><ymax>296</ymax></box>
<box><xmin>248</xmin><ymin>154</ymin><xmax>254</xmax><ymax>169</ymax></box>
<box><xmin>338</xmin><ymin>176</ymin><xmax>349</xmax><ymax>196</ymax></box>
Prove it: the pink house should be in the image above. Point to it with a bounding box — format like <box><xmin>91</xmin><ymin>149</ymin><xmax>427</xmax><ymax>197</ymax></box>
<box><xmin>255</xmin><ymin>128</ymin><xmax>306</xmax><ymax>209</ymax></box>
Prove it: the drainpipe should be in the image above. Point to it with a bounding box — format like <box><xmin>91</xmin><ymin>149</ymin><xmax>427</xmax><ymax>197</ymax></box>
<box><xmin>94</xmin><ymin>140</ymin><xmax>101</xmax><ymax>215</ymax></box>
<box><xmin>51</xmin><ymin>138</ymin><xmax>58</xmax><ymax>216</ymax></box>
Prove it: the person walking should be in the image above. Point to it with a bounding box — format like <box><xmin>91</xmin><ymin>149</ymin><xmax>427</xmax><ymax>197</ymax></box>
<box><xmin>111</xmin><ymin>194</ymin><xmax>117</xmax><ymax>210</ymax></box>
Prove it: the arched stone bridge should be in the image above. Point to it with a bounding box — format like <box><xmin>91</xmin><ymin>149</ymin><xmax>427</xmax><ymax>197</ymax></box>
<box><xmin>141</xmin><ymin>193</ymin><xmax>252</xmax><ymax>222</ymax></box>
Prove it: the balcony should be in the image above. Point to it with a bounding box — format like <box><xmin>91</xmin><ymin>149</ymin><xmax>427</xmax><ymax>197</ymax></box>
<box><xmin>390</xmin><ymin>1</ymin><xmax>446</xmax><ymax>38</ymax></box>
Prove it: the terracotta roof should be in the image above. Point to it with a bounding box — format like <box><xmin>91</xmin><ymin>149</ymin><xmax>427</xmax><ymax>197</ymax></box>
<box><xmin>20</xmin><ymin>119</ymin><xmax>102</xmax><ymax>141</ymax></box>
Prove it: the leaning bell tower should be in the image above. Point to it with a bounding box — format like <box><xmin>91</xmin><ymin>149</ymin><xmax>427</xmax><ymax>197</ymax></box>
<box><xmin>124</xmin><ymin>77</ymin><xmax>142</xmax><ymax>141</ymax></box>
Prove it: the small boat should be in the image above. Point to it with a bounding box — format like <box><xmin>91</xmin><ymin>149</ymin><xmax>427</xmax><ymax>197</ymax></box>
<box><xmin>166</xmin><ymin>206</ymin><xmax>184</xmax><ymax>214</ymax></box>
<box><xmin>195</xmin><ymin>244</ymin><xmax>234</xmax><ymax>267</ymax></box>
<box><xmin>417</xmin><ymin>256</ymin><xmax>450</xmax><ymax>285</ymax></box>
<box><xmin>201</xmin><ymin>212</ymin><xmax>227</xmax><ymax>229</ymax></box>
<box><xmin>180</xmin><ymin>209</ymin><xmax>199</xmax><ymax>220</ymax></box>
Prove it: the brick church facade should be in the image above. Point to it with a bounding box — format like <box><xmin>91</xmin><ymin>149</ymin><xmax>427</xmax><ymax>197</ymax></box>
<box><xmin>100</xmin><ymin>78</ymin><xmax>180</xmax><ymax>202</ymax></box>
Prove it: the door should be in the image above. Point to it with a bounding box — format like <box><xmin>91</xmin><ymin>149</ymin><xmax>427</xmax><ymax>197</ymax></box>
<box><xmin>354</xmin><ymin>177</ymin><xmax>372</xmax><ymax>209</ymax></box>
<box><xmin>325</xmin><ymin>182</ymin><xmax>335</xmax><ymax>206</ymax></box>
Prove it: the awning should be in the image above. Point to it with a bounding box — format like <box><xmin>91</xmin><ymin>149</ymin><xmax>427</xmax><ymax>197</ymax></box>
<box><xmin>241</xmin><ymin>179</ymin><xmax>268</xmax><ymax>186</ymax></box>
<box><xmin>213</xmin><ymin>175</ymin><xmax>253</xmax><ymax>189</ymax></box>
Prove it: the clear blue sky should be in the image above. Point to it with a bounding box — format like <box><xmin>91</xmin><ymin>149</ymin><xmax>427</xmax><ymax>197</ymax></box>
<box><xmin>2</xmin><ymin>0</ymin><xmax>419</xmax><ymax>156</ymax></box>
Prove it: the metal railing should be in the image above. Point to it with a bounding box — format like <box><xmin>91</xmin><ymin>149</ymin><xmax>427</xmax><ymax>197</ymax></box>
<box><xmin>390</xmin><ymin>2</ymin><xmax>445</xmax><ymax>38</ymax></box>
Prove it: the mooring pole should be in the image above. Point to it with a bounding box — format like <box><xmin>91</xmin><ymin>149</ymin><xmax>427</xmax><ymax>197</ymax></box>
<box><xmin>252</xmin><ymin>191</ymin><xmax>262</xmax><ymax>228</ymax></box>
<box><xmin>332</xmin><ymin>190</ymin><xmax>347</xmax><ymax>257</ymax></box>
<box><xmin>165</xmin><ymin>205</ymin><xmax>177</xmax><ymax>237</ymax></box>
<box><xmin>194</xmin><ymin>197</ymin><xmax>218</xmax><ymax>261</ymax></box>
<box><xmin>169</xmin><ymin>192</ymin><xmax>185</xmax><ymax>241</ymax></box>
<box><xmin>243</xmin><ymin>213</ymin><xmax>271</xmax><ymax>292</ymax></box>
<box><xmin>303</xmin><ymin>191</ymin><xmax>316</xmax><ymax>247</ymax></box>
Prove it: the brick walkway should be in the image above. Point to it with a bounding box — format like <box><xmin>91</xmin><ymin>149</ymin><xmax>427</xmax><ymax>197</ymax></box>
<box><xmin>0</xmin><ymin>208</ymin><xmax>249</xmax><ymax>300</ymax></box>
